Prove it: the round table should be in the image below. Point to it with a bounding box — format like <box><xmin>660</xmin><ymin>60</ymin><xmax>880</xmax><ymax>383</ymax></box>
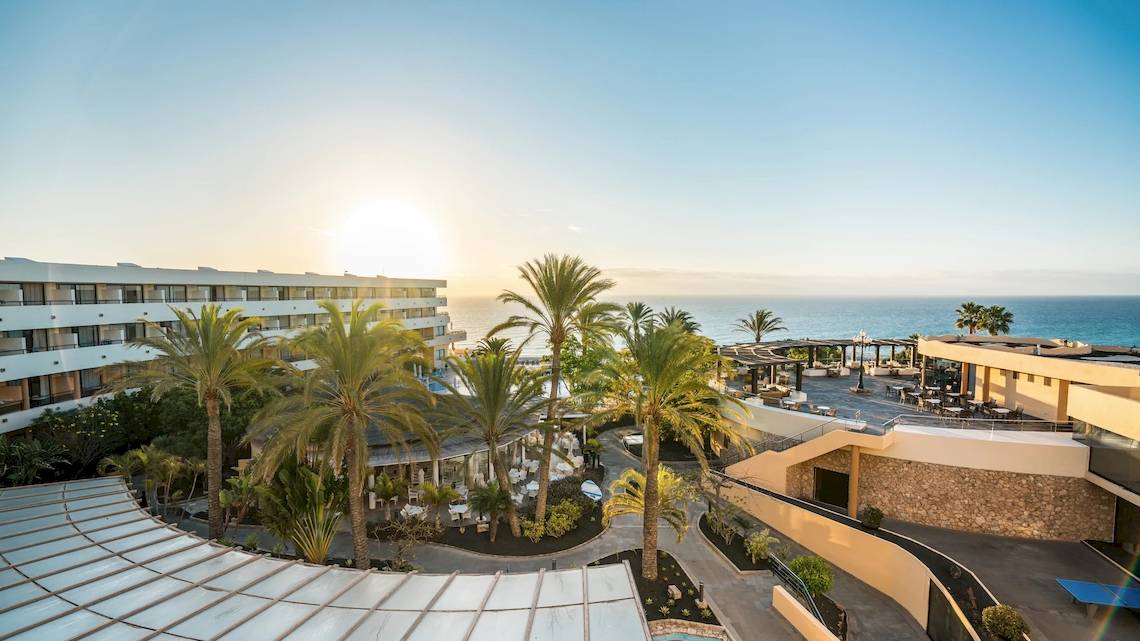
<box><xmin>525</xmin><ymin>480</ymin><xmax>540</xmax><ymax>492</ymax></box>
<box><xmin>508</xmin><ymin>469</ymin><xmax>526</xmax><ymax>483</ymax></box>
<box><xmin>992</xmin><ymin>408</ymin><xmax>1011</xmax><ymax>416</ymax></box>
<box><xmin>402</xmin><ymin>504</ymin><xmax>425</xmax><ymax>518</ymax></box>
<box><xmin>449</xmin><ymin>504</ymin><xmax>469</xmax><ymax>516</ymax></box>
<box><xmin>945</xmin><ymin>407</ymin><xmax>963</xmax><ymax>414</ymax></box>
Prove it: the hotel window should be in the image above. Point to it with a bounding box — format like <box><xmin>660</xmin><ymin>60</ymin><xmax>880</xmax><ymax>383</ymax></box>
<box><xmin>336</xmin><ymin>287</ymin><xmax>355</xmax><ymax>299</ymax></box>
<box><xmin>169</xmin><ymin>285</ymin><xmax>187</xmax><ymax>303</ymax></box>
<box><xmin>435</xmin><ymin>325</ymin><xmax>445</xmax><ymax>336</ymax></box>
<box><xmin>79</xmin><ymin>368</ymin><xmax>102</xmax><ymax>396</ymax></box>
<box><xmin>1011</xmin><ymin>372</ymin><xmax>1019</xmax><ymax>380</ymax></box>
<box><xmin>1026</xmin><ymin>374</ymin><xmax>1034</xmax><ymax>383</ymax></box>
<box><xmin>243</xmin><ymin>286</ymin><xmax>261</xmax><ymax>301</ymax></box>
<box><xmin>1044</xmin><ymin>377</ymin><xmax>1052</xmax><ymax>387</ymax></box>
<box><xmin>20</xmin><ymin>283</ymin><xmax>45</xmax><ymax>305</ymax></box>
<box><xmin>75</xmin><ymin>326</ymin><xmax>98</xmax><ymax>348</ymax></box>
<box><xmin>72</xmin><ymin>284</ymin><xmax>97</xmax><ymax>305</ymax></box>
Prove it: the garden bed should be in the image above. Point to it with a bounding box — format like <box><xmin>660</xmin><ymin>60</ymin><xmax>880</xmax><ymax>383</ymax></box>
<box><xmin>624</xmin><ymin>438</ymin><xmax>719</xmax><ymax>463</ymax></box>
<box><xmin>697</xmin><ymin>513</ymin><xmax>774</xmax><ymax>572</ymax></box>
<box><xmin>431</xmin><ymin>503</ymin><xmax>606</xmax><ymax>556</ymax></box>
<box><xmin>589</xmin><ymin>549</ymin><xmax>719</xmax><ymax>626</ymax></box>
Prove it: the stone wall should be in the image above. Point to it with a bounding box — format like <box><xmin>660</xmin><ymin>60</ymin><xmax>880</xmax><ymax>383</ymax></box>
<box><xmin>648</xmin><ymin>619</ymin><xmax>730</xmax><ymax>641</ymax></box>
<box><xmin>786</xmin><ymin>447</ymin><xmax>1115</xmax><ymax>541</ymax></box>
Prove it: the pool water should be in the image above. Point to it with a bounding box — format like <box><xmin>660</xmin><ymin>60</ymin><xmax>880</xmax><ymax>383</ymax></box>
<box><xmin>652</xmin><ymin>634</ymin><xmax>722</xmax><ymax>641</ymax></box>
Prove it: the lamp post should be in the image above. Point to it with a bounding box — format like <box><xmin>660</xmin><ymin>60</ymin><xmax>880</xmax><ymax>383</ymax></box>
<box><xmin>853</xmin><ymin>330</ymin><xmax>872</xmax><ymax>391</ymax></box>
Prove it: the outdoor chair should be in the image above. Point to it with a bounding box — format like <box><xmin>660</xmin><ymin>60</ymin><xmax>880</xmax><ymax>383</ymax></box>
<box><xmin>826</xmin><ymin>407</ymin><xmax>838</xmax><ymax>417</ymax></box>
<box><xmin>476</xmin><ymin>521</ymin><xmax>489</xmax><ymax>534</ymax></box>
<box><xmin>407</xmin><ymin>489</ymin><xmax>419</xmax><ymax>504</ymax></box>
<box><xmin>450</xmin><ymin>510</ymin><xmax>461</xmax><ymax>524</ymax></box>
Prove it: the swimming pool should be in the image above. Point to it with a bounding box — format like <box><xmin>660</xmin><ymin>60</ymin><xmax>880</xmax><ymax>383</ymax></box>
<box><xmin>652</xmin><ymin>633</ymin><xmax>722</xmax><ymax>641</ymax></box>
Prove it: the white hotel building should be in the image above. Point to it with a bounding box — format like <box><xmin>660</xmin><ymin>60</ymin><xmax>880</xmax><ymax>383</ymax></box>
<box><xmin>0</xmin><ymin>258</ymin><xmax>466</xmax><ymax>433</ymax></box>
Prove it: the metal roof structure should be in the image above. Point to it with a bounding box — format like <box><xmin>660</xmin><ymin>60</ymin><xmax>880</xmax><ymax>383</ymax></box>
<box><xmin>719</xmin><ymin>337</ymin><xmax>916</xmax><ymax>368</ymax></box>
<box><xmin>0</xmin><ymin>477</ymin><xmax>651</xmax><ymax>641</ymax></box>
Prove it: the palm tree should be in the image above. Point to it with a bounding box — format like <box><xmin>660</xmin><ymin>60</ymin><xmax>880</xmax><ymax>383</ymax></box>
<box><xmin>219</xmin><ymin>466</ymin><xmax>258</xmax><ymax>533</ymax></box>
<box><xmin>980</xmin><ymin>305</ymin><xmax>1014</xmax><ymax>336</ymax></box>
<box><xmin>603</xmin><ymin>467</ymin><xmax>696</xmax><ymax>542</ymax></box>
<box><xmin>623</xmin><ymin>302</ymin><xmax>657</xmax><ymax>342</ymax></box>
<box><xmin>248</xmin><ymin>299</ymin><xmax>437</xmax><ymax>570</ymax></box>
<box><xmin>491</xmin><ymin>254</ymin><xmax>617</xmax><ymax>521</ymax></box>
<box><xmin>120</xmin><ymin>304</ymin><xmax>277</xmax><ymax>539</ymax></box>
<box><xmin>659</xmin><ymin>307</ymin><xmax>700</xmax><ymax>333</ymax></box>
<box><xmin>468</xmin><ymin>482</ymin><xmax>512</xmax><ymax>542</ymax></box>
<box><xmin>473</xmin><ymin>337</ymin><xmax>514</xmax><ymax>356</ymax></box>
<box><xmin>181</xmin><ymin>458</ymin><xmax>206</xmax><ymax>515</ymax></box>
<box><xmin>420</xmin><ymin>482</ymin><xmax>460</xmax><ymax>528</ymax></box>
<box><xmin>734</xmin><ymin>309</ymin><xmax>787</xmax><ymax>343</ymax></box>
<box><xmin>432</xmin><ymin>349</ymin><xmax>549</xmax><ymax>537</ymax></box>
<box><xmin>955</xmin><ymin>302</ymin><xmax>985</xmax><ymax>334</ymax></box>
<box><xmin>373</xmin><ymin>472</ymin><xmax>407</xmax><ymax>521</ymax></box>
<box><xmin>593</xmin><ymin>323</ymin><xmax>751</xmax><ymax>579</ymax></box>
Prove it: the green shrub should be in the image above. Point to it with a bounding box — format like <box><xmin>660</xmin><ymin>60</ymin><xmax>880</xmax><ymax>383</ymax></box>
<box><xmin>243</xmin><ymin>533</ymin><xmax>260</xmax><ymax>551</ymax></box>
<box><xmin>681</xmin><ymin>608</ymin><xmax>691</xmax><ymax>617</ymax></box>
<box><xmin>744</xmin><ymin>528</ymin><xmax>779</xmax><ymax>563</ymax></box>
<box><xmin>658</xmin><ymin>605</ymin><xmax>671</xmax><ymax>616</ymax></box>
<box><xmin>788</xmin><ymin>555</ymin><xmax>833</xmax><ymax>597</ymax></box>
<box><xmin>700</xmin><ymin>608</ymin><xmax>713</xmax><ymax>619</ymax></box>
<box><xmin>521</xmin><ymin>519</ymin><xmax>545</xmax><ymax>543</ymax></box>
<box><xmin>860</xmin><ymin>506</ymin><xmax>884</xmax><ymax>530</ymax></box>
<box><xmin>982</xmin><ymin>604</ymin><xmax>1027</xmax><ymax>641</ymax></box>
<box><xmin>219</xmin><ymin>536</ymin><xmax>235</xmax><ymax>547</ymax></box>
<box><xmin>545</xmin><ymin>511</ymin><xmax>574</xmax><ymax>538</ymax></box>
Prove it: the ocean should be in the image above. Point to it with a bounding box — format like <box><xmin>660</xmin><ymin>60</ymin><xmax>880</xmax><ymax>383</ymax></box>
<box><xmin>446</xmin><ymin>295</ymin><xmax>1140</xmax><ymax>356</ymax></box>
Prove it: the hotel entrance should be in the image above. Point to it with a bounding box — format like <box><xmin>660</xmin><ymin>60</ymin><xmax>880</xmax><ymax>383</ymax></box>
<box><xmin>814</xmin><ymin>467</ymin><xmax>849</xmax><ymax>511</ymax></box>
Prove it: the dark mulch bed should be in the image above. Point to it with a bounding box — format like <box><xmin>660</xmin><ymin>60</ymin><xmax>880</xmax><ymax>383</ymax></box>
<box><xmin>697</xmin><ymin>513</ymin><xmax>774</xmax><ymax>572</ymax></box>
<box><xmin>589</xmin><ymin>549</ymin><xmax>720</xmax><ymax>625</ymax></box>
<box><xmin>624</xmin><ymin>438</ymin><xmax>720</xmax><ymax>463</ymax></box>
<box><xmin>433</xmin><ymin>503</ymin><xmax>605</xmax><ymax>556</ymax></box>
<box><xmin>816</xmin><ymin>594</ymin><xmax>847</xmax><ymax>640</ymax></box>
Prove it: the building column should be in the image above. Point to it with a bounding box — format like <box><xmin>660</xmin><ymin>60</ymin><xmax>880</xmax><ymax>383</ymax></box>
<box><xmin>432</xmin><ymin>459</ymin><xmax>440</xmax><ymax>485</ymax></box>
<box><xmin>848</xmin><ymin>446</ymin><xmax>861</xmax><ymax>518</ymax></box>
<box><xmin>982</xmin><ymin>366</ymin><xmax>991</xmax><ymax>401</ymax></box>
<box><xmin>71</xmin><ymin>372</ymin><xmax>81</xmax><ymax>400</ymax></box>
<box><xmin>920</xmin><ymin>356</ymin><xmax>928</xmax><ymax>386</ymax></box>
<box><xmin>875</xmin><ymin>345</ymin><xmax>881</xmax><ymax>365</ymax></box>
<box><xmin>795</xmin><ymin>363</ymin><xmax>803</xmax><ymax>391</ymax></box>
<box><xmin>769</xmin><ymin>365</ymin><xmax>777</xmax><ymax>385</ymax></box>
<box><xmin>1056</xmin><ymin>380</ymin><xmax>1070</xmax><ymax>422</ymax></box>
<box><xmin>750</xmin><ymin>367</ymin><xmax>758</xmax><ymax>393</ymax></box>
<box><xmin>20</xmin><ymin>378</ymin><xmax>31</xmax><ymax>410</ymax></box>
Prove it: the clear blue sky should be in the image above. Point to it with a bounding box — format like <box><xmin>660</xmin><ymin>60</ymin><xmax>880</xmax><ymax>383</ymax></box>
<box><xmin>1</xmin><ymin>1</ymin><xmax>1138</xmax><ymax>295</ymax></box>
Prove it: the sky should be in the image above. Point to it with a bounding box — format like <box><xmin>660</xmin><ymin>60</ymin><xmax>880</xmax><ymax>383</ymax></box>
<box><xmin>1</xmin><ymin>1</ymin><xmax>1139</xmax><ymax>296</ymax></box>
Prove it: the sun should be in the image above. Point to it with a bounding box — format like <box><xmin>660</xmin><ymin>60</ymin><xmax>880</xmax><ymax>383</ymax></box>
<box><xmin>333</xmin><ymin>197</ymin><xmax>446</xmax><ymax>278</ymax></box>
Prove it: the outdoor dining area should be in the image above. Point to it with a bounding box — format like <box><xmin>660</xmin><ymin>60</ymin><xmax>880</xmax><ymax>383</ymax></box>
<box><xmin>364</xmin><ymin>427</ymin><xmax>587</xmax><ymax>530</ymax></box>
<box><xmin>891</xmin><ymin>382</ymin><xmax>1027</xmax><ymax>419</ymax></box>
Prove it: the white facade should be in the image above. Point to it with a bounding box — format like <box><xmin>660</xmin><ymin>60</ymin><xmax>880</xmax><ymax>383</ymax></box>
<box><xmin>0</xmin><ymin>258</ymin><xmax>467</xmax><ymax>433</ymax></box>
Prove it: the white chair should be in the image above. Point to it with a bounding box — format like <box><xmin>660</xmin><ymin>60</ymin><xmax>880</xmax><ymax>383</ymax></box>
<box><xmin>417</xmin><ymin>469</ymin><xmax>425</xmax><ymax>485</ymax></box>
<box><xmin>368</xmin><ymin>492</ymin><xmax>376</xmax><ymax>510</ymax></box>
<box><xmin>407</xmin><ymin>489</ymin><xmax>419</xmax><ymax>504</ymax></box>
<box><xmin>450</xmin><ymin>510</ymin><xmax>461</xmax><ymax>524</ymax></box>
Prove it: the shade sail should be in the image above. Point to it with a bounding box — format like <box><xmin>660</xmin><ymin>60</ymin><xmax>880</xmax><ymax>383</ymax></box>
<box><xmin>0</xmin><ymin>477</ymin><xmax>651</xmax><ymax>641</ymax></box>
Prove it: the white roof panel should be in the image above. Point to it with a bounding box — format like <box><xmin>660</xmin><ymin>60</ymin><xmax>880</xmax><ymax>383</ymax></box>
<box><xmin>0</xmin><ymin>478</ymin><xmax>650</xmax><ymax>641</ymax></box>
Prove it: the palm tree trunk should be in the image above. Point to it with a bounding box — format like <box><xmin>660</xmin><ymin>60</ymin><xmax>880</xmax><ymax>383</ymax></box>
<box><xmin>489</xmin><ymin>514</ymin><xmax>499</xmax><ymax>542</ymax></box>
<box><xmin>492</xmin><ymin>450</ymin><xmax>522</xmax><ymax>537</ymax></box>
<box><xmin>535</xmin><ymin>344</ymin><xmax>562</xmax><ymax>522</ymax></box>
<box><xmin>183</xmin><ymin>472</ymin><xmax>199</xmax><ymax>515</ymax></box>
<box><xmin>346</xmin><ymin>440</ymin><xmax>370</xmax><ymax>569</ymax></box>
<box><xmin>642</xmin><ymin>421</ymin><xmax>661</xmax><ymax>581</ymax></box>
<box><xmin>206</xmin><ymin>392</ymin><xmax>224</xmax><ymax>540</ymax></box>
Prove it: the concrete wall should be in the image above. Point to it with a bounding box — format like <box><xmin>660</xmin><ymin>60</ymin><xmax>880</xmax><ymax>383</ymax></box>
<box><xmin>1068</xmin><ymin>385</ymin><xmax>1140</xmax><ymax>441</ymax></box>
<box><xmin>772</xmin><ymin>586</ymin><xmax>839</xmax><ymax>641</ymax></box>
<box><xmin>982</xmin><ymin>368</ymin><xmax>1064</xmax><ymax>420</ymax></box>
<box><xmin>720</xmin><ymin>482</ymin><xmax>933</xmax><ymax>630</ymax></box>
<box><xmin>727</xmin><ymin>398</ymin><xmax>867</xmax><ymax>441</ymax></box>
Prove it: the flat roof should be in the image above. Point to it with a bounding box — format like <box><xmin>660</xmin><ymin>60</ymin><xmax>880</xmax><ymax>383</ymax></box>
<box><xmin>921</xmin><ymin>334</ymin><xmax>1140</xmax><ymax>371</ymax></box>
<box><xmin>720</xmin><ymin>337</ymin><xmax>915</xmax><ymax>368</ymax></box>
<box><xmin>0</xmin><ymin>257</ymin><xmax>446</xmax><ymax>288</ymax></box>
<box><xmin>0</xmin><ymin>477</ymin><xmax>650</xmax><ymax>641</ymax></box>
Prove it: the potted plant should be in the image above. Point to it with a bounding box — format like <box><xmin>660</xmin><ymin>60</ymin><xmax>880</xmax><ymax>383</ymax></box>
<box><xmin>860</xmin><ymin>506</ymin><xmax>884</xmax><ymax>530</ymax></box>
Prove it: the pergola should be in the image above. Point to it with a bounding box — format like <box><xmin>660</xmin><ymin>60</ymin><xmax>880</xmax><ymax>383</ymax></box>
<box><xmin>719</xmin><ymin>337</ymin><xmax>917</xmax><ymax>392</ymax></box>
<box><xmin>0</xmin><ymin>477</ymin><xmax>652</xmax><ymax>641</ymax></box>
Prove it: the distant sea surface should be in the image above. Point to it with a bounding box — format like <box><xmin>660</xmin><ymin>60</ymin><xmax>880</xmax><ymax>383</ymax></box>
<box><xmin>446</xmin><ymin>295</ymin><xmax>1140</xmax><ymax>356</ymax></box>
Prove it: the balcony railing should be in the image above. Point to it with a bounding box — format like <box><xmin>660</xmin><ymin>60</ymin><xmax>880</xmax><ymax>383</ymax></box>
<box><xmin>0</xmin><ymin>401</ymin><xmax>24</xmax><ymax>416</ymax></box>
<box><xmin>883</xmin><ymin>413</ymin><xmax>1073</xmax><ymax>432</ymax></box>
<box><xmin>0</xmin><ymin>293</ymin><xmax>437</xmax><ymax>306</ymax></box>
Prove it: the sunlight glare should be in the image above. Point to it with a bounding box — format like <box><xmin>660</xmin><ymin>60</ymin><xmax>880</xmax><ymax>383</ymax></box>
<box><xmin>333</xmin><ymin>197</ymin><xmax>446</xmax><ymax>278</ymax></box>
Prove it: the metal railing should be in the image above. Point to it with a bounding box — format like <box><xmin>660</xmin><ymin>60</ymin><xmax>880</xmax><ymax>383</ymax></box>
<box><xmin>883</xmin><ymin>413</ymin><xmax>1072</xmax><ymax>432</ymax></box>
<box><xmin>769</xmin><ymin>553</ymin><xmax>825</xmax><ymax>623</ymax></box>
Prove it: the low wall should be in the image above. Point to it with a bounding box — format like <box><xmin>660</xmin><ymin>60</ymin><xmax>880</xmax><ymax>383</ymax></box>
<box><xmin>772</xmin><ymin>585</ymin><xmax>839</xmax><ymax>641</ymax></box>
<box><xmin>719</xmin><ymin>480</ymin><xmax>933</xmax><ymax>630</ymax></box>
<box><xmin>647</xmin><ymin>619</ymin><xmax>730</xmax><ymax>640</ymax></box>
<box><xmin>726</xmin><ymin>399</ymin><xmax>867</xmax><ymax>441</ymax></box>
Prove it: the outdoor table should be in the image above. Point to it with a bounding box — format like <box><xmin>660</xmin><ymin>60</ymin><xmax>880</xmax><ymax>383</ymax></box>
<box><xmin>449</xmin><ymin>504</ymin><xmax>469</xmax><ymax>516</ymax></box>
<box><xmin>525</xmin><ymin>480</ymin><xmax>540</xmax><ymax>492</ymax></box>
<box><xmin>945</xmin><ymin>407</ymin><xmax>963</xmax><ymax>414</ymax></box>
<box><xmin>925</xmin><ymin>398</ymin><xmax>941</xmax><ymax>405</ymax></box>
<box><xmin>992</xmin><ymin>407</ymin><xmax>1011</xmax><ymax>415</ymax></box>
<box><xmin>967</xmin><ymin>399</ymin><xmax>985</xmax><ymax>406</ymax></box>
<box><xmin>525</xmin><ymin>460</ymin><xmax>540</xmax><ymax>472</ymax></box>
<box><xmin>511</xmin><ymin>493</ymin><xmax>524</xmax><ymax>504</ymax></box>
<box><xmin>817</xmin><ymin>406</ymin><xmax>831</xmax><ymax>413</ymax></box>
<box><xmin>508</xmin><ymin>469</ymin><xmax>526</xmax><ymax>483</ymax></box>
<box><xmin>402</xmin><ymin>504</ymin><xmax>425</xmax><ymax>518</ymax></box>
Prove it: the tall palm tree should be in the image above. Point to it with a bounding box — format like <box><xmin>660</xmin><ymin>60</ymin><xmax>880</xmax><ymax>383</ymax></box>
<box><xmin>658</xmin><ymin>306</ymin><xmax>700</xmax><ymax>333</ymax></box>
<box><xmin>954</xmin><ymin>302</ymin><xmax>985</xmax><ymax>334</ymax></box>
<box><xmin>622</xmin><ymin>302</ymin><xmax>657</xmax><ymax>342</ymax></box>
<box><xmin>734</xmin><ymin>309</ymin><xmax>787</xmax><ymax>343</ymax></box>
<box><xmin>575</xmin><ymin>301</ymin><xmax>622</xmax><ymax>350</ymax></box>
<box><xmin>248</xmin><ymin>300</ymin><xmax>437</xmax><ymax>569</ymax></box>
<box><xmin>593</xmin><ymin>323</ymin><xmax>750</xmax><ymax>579</ymax></box>
<box><xmin>120</xmin><ymin>305</ymin><xmax>276</xmax><ymax>538</ymax></box>
<box><xmin>491</xmin><ymin>254</ymin><xmax>618</xmax><ymax>521</ymax></box>
<box><xmin>603</xmin><ymin>467</ymin><xmax>696</xmax><ymax>541</ymax></box>
<box><xmin>432</xmin><ymin>349</ymin><xmax>549</xmax><ymax>538</ymax></box>
<box><xmin>473</xmin><ymin>337</ymin><xmax>514</xmax><ymax>356</ymax></box>
<box><xmin>980</xmin><ymin>305</ymin><xmax>1014</xmax><ymax>336</ymax></box>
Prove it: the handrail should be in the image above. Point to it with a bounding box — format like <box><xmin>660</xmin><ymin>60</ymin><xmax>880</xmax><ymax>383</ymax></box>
<box><xmin>883</xmin><ymin>414</ymin><xmax>1072</xmax><ymax>433</ymax></box>
<box><xmin>769</xmin><ymin>553</ymin><xmax>825</xmax><ymax>624</ymax></box>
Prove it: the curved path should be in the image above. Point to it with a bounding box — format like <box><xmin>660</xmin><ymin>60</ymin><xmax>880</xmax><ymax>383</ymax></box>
<box><xmin>182</xmin><ymin>430</ymin><xmax>923</xmax><ymax>640</ymax></box>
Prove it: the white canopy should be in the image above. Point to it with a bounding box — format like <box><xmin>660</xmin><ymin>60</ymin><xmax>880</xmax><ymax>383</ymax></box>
<box><xmin>0</xmin><ymin>477</ymin><xmax>651</xmax><ymax>641</ymax></box>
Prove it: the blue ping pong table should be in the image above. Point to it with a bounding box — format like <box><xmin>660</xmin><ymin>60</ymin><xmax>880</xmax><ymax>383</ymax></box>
<box><xmin>1056</xmin><ymin>578</ymin><xmax>1140</xmax><ymax>618</ymax></box>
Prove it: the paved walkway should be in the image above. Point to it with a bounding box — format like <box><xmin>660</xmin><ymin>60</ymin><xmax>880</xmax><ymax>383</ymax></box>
<box><xmin>180</xmin><ymin>429</ymin><xmax>926</xmax><ymax>640</ymax></box>
<box><xmin>887</xmin><ymin>520</ymin><xmax>1140</xmax><ymax>641</ymax></box>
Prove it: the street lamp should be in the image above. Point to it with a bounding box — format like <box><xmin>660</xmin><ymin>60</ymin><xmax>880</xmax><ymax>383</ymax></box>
<box><xmin>853</xmin><ymin>330</ymin><xmax>872</xmax><ymax>391</ymax></box>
